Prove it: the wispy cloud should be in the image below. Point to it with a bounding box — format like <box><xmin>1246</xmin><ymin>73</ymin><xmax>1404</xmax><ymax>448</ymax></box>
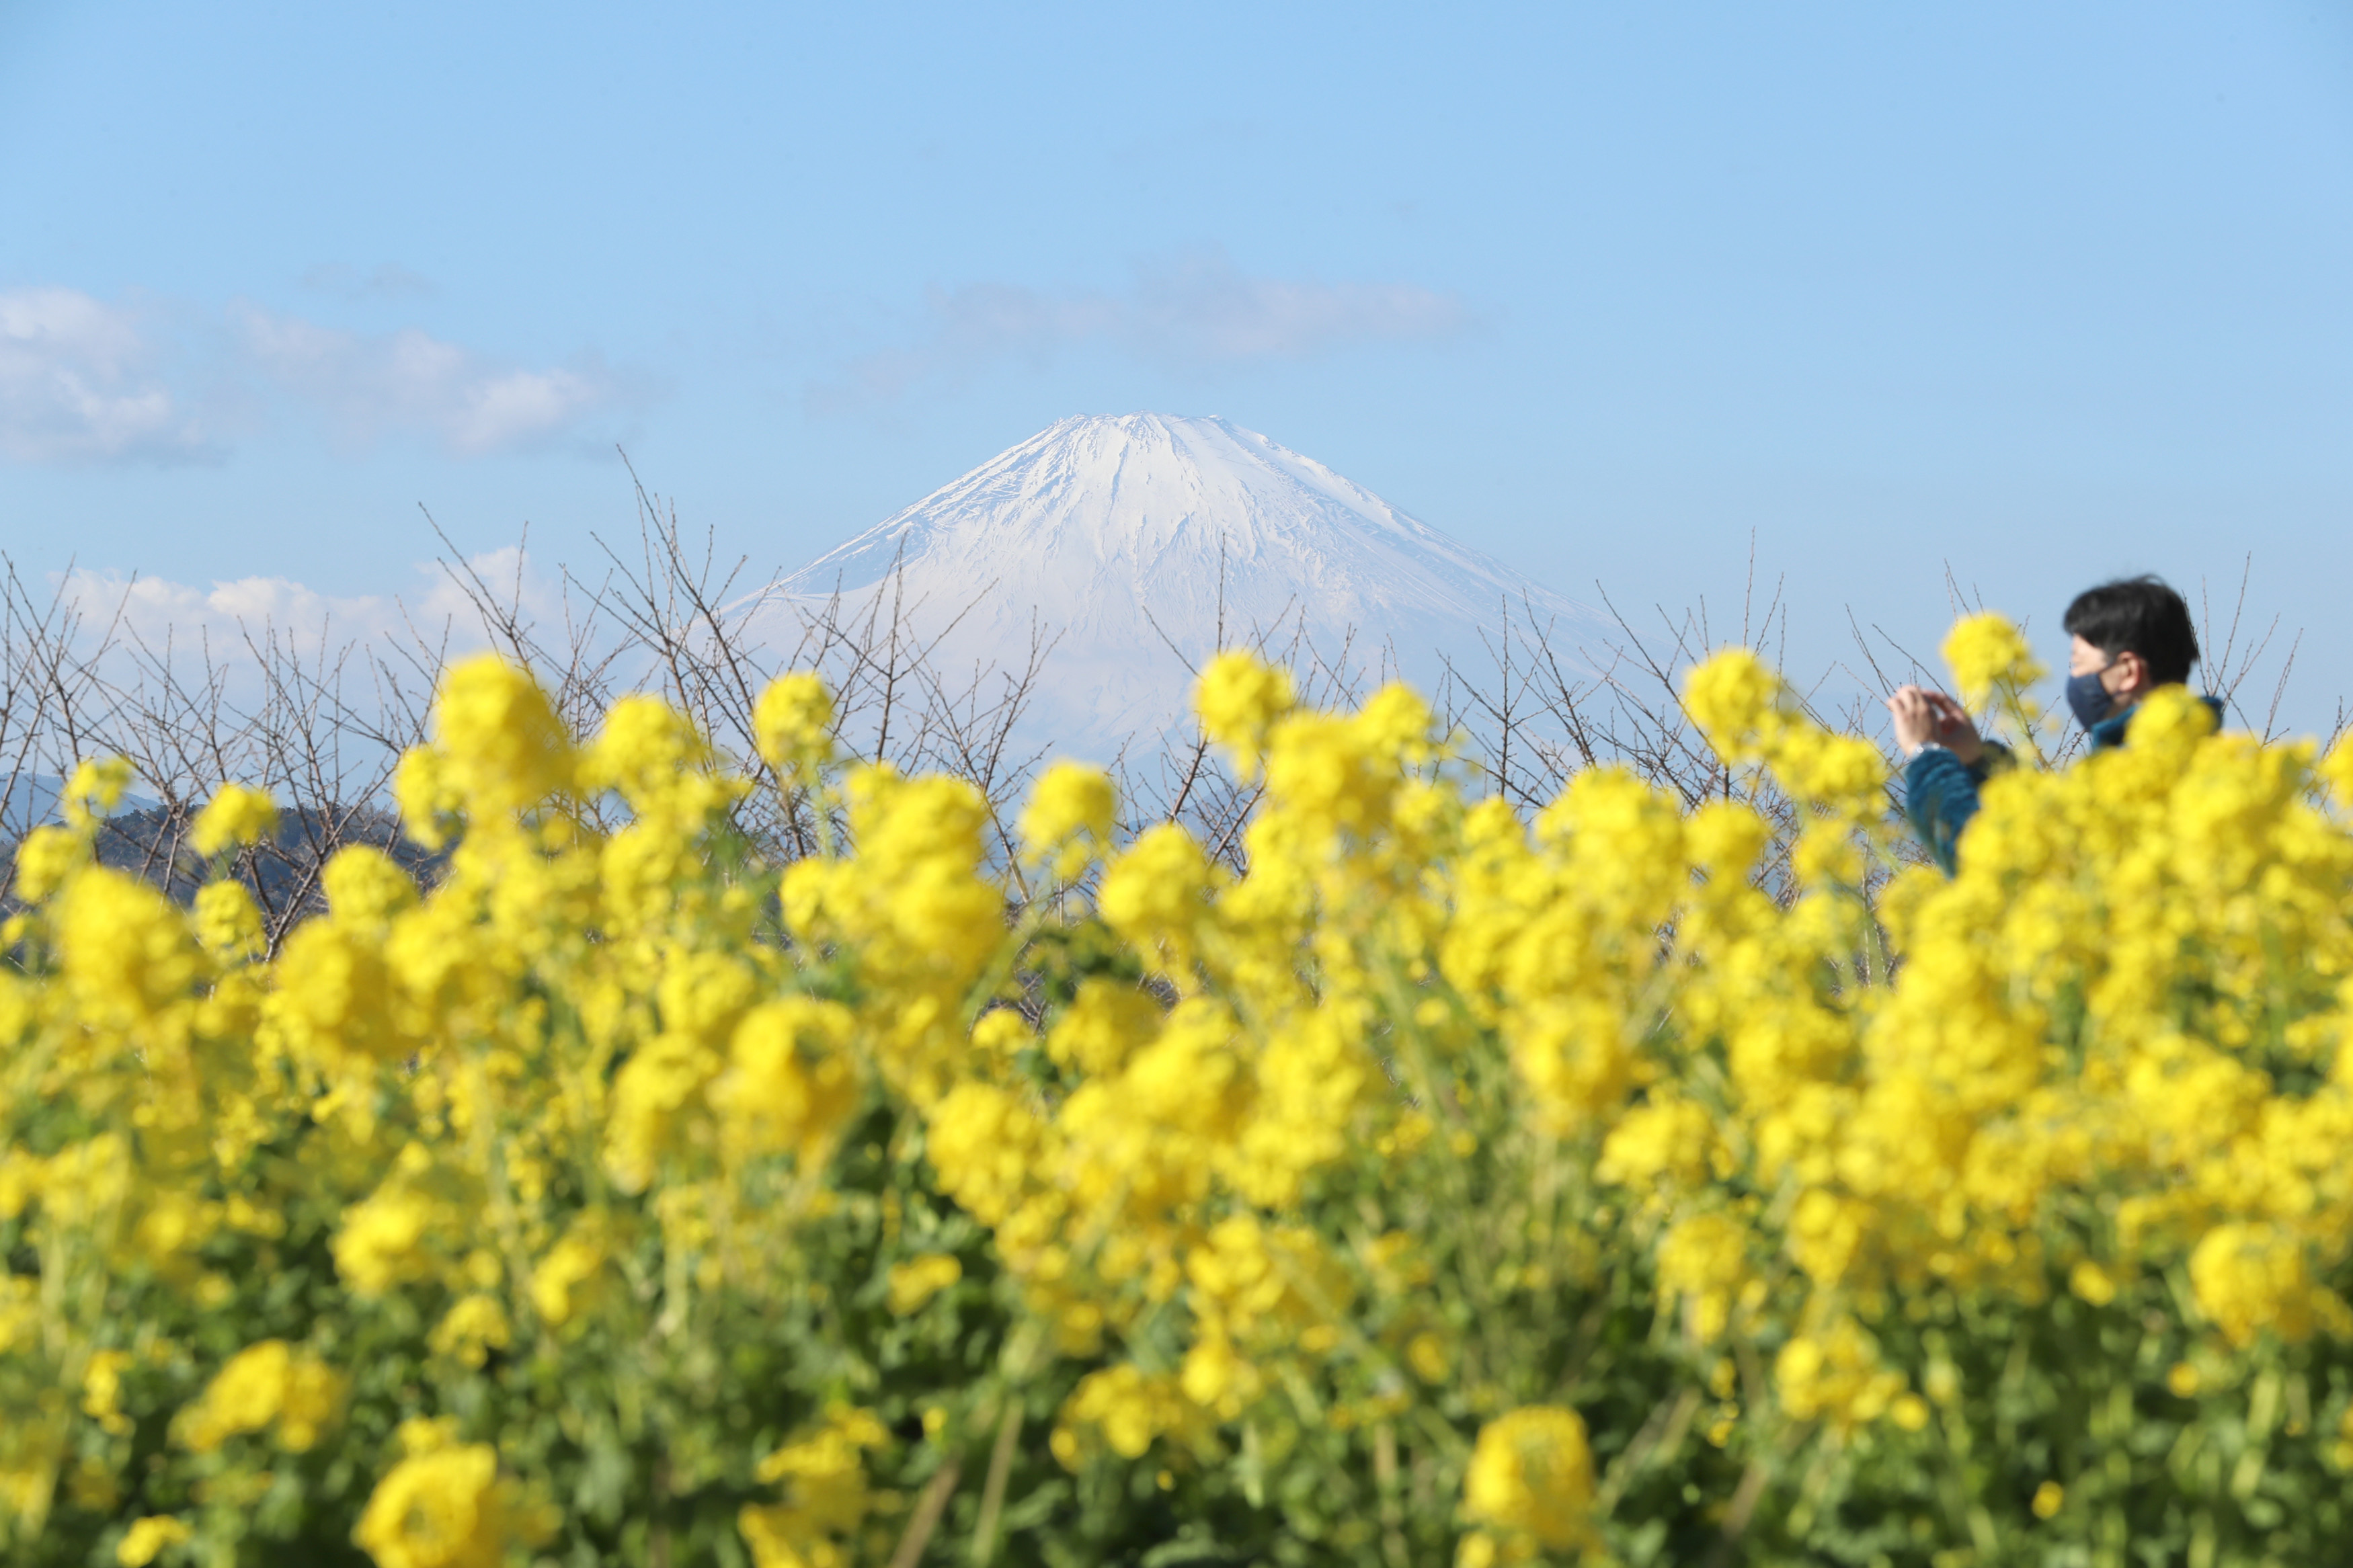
<box><xmin>0</xmin><ymin>288</ymin><xmax>213</xmax><ymax>465</ymax></box>
<box><xmin>812</xmin><ymin>247</ymin><xmax>1472</xmax><ymax>411</ymax></box>
<box><xmin>237</xmin><ymin>308</ymin><xmax>621</xmax><ymax>456</ymax></box>
<box><xmin>0</xmin><ymin>285</ymin><xmax>635</xmax><ymax>468</ymax></box>
<box><xmin>56</xmin><ymin>544</ymin><xmax>559</xmax><ymax>665</ymax></box>
<box><xmin>299</xmin><ymin>261</ymin><xmax>438</xmax><ymax>303</ymax></box>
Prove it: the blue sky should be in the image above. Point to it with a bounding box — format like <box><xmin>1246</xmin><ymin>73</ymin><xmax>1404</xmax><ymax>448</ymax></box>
<box><xmin>3</xmin><ymin>1</ymin><xmax>2349</xmax><ymax>726</ymax></box>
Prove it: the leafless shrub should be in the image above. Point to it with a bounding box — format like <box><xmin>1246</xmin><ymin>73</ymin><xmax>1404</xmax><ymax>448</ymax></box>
<box><xmin>2</xmin><ymin>496</ymin><xmax>2329</xmax><ymax>952</ymax></box>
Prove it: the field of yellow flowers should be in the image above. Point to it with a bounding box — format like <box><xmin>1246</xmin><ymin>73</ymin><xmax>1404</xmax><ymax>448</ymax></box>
<box><xmin>6</xmin><ymin>616</ymin><xmax>2353</xmax><ymax>1568</ymax></box>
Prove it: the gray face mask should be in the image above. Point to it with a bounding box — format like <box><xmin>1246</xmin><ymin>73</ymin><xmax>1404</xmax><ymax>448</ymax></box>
<box><xmin>2064</xmin><ymin>664</ymin><xmax>2116</xmax><ymax>730</ymax></box>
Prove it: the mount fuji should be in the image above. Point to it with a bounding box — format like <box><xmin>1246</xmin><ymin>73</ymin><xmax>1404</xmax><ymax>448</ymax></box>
<box><xmin>771</xmin><ymin>414</ymin><xmax>1599</xmax><ymax>750</ymax></box>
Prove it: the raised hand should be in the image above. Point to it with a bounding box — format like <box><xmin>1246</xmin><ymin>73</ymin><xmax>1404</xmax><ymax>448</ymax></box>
<box><xmin>1886</xmin><ymin>685</ymin><xmax>1985</xmax><ymax>765</ymax></box>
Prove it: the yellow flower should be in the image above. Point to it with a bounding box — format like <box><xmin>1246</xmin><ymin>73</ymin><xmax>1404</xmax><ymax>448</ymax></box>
<box><xmin>2031</xmin><ymin>1480</ymin><xmax>2065</xmax><ymax>1520</ymax></box>
<box><xmin>14</xmin><ymin>624</ymin><xmax>2353</xmax><ymax>1565</ymax></box>
<box><xmin>1773</xmin><ymin>1315</ymin><xmax>1905</xmax><ymax>1430</ymax></box>
<box><xmin>2190</xmin><ymin>1223</ymin><xmax>2320</xmax><ymax>1346</ymax></box>
<box><xmin>396</xmin><ymin>1417</ymin><xmax>465</xmax><ymax>1456</ymax></box>
<box><xmin>2320</xmin><ymin>730</ymin><xmax>2353</xmax><ymax>811</ymax></box>
<box><xmin>1656</xmin><ymin>1214</ymin><xmax>1749</xmax><ymax>1340</ymax></box>
<box><xmin>582</xmin><ymin>694</ymin><xmax>733</xmax><ymax>821</ymax></box>
<box><xmin>82</xmin><ymin>1350</ymin><xmax>134</xmax><ymax>1436</ymax></box>
<box><xmin>1597</xmin><ymin>1096</ymin><xmax>1716</xmax><ymax>1190</ymax></box>
<box><xmin>277</xmin><ymin>1355</ymin><xmax>342</xmax><ymax>1452</ymax></box>
<box><xmin>1042</xmin><ymin>979</ymin><xmax>1160</xmax><ymax>1079</ymax></box>
<box><xmin>530</xmin><ymin>1212</ymin><xmax>610</xmax><ymax>1329</ymax></box>
<box><xmin>1056</xmin><ymin>1366</ymin><xmax>1203</xmax><ymax>1466</ymax></box>
<box><xmin>116</xmin><ymin>1516</ymin><xmax>192</xmax><ymax>1567</ymax></box>
<box><xmin>431</xmin><ymin>655</ymin><xmax>572</xmax><ymax>818</ymax></box>
<box><xmin>1460</xmin><ymin>1406</ymin><xmax>1594</xmax><ymax>1550</ymax></box>
<box><xmin>353</xmin><ymin>1444</ymin><xmax>507</xmax><ymax>1568</ymax></box>
<box><xmin>12</xmin><ymin>823</ymin><xmax>88</xmax><ymax>902</ymax></box>
<box><xmin>177</xmin><ymin>1340</ymin><xmax>340</xmax><ymax>1452</ymax></box>
<box><xmin>190</xmin><ymin>783</ymin><xmax>278</xmax><ymax>856</ymax></box>
<box><xmin>712</xmin><ymin>999</ymin><xmax>861</xmax><ymax>1170</ymax></box>
<box><xmin>1941</xmin><ymin>612</ymin><xmax>2045</xmax><ymax>711</ymax></box>
<box><xmin>321</xmin><ymin>846</ymin><xmax>420</xmax><ymax>928</ymax></box>
<box><xmin>333</xmin><ymin>1179</ymin><xmax>443</xmax><ymax>1296</ymax></box>
<box><xmin>754</xmin><ymin>671</ymin><xmax>836</xmax><ymax>772</ymax></box>
<box><xmin>2068</xmin><ymin>1259</ymin><xmax>2118</xmax><ymax>1307</ymax></box>
<box><xmin>428</xmin><ymin>1296</ymin><xmax>514</xmax><ymax>1368</ymax></box>
<box><xmin>392</xmin><ymin>745</ymin><xmax>459</xmax><ymax>850</ymax></box>
<box><xmin>1019</xmin><ymin>761</ymin><xmax>1117</xmax><ymax>878</ymax></box>
<box><xmin>192</xmin><ymin>881</ymin><xmax>267</xmax><ymax>962</ymax></box>
<box><xmin>886</xmin><ymin>1253</ymin><xmax>963</xmax><ymax>1315</ymax></box>
<box><xmin>61</xmin><ymin>756</ymin><xmax>134</xmax><ymax>829</ymax></box>
<box><xmin>970</xmin><ymin>1007</ymin><xmax>1033</xmax><ymax>1061</ymax></box>
<box><xmin>1097</xmin><ymin>823</ymin><xmax>1221</xmax><ymax>968</ymax></box>
<box><xmin>1681</xmin><ymin>649</ymin><xmax>1785</xmax><ymax>761</ymax></box>
<box><xmin>56</xmin><ymin>868</ymin><xmax>200</xmax><ymax>1027</ymax></box>
<box><xmin>1193</xmin><ymin>651</ymin><xmax>1294</xmax><ymax>772</ymax></box>
<box><xmin>740</xmin><ymin>1405</ymin><xmax>890</xmax><ymax>1568</ymax></box>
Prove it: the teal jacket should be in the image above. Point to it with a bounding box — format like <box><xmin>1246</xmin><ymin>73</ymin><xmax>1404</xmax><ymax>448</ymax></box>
<box><xmin>1900</xmin><ymin>695</ymin><xmax>2224</xmax><ymax>876</ymax></box>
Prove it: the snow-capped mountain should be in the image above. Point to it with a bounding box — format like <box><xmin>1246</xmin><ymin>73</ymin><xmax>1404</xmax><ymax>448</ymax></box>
<box><xmin>771</xmin><ymin>413</ymin><xmax>1599</xmax><ymax>750</ymax></box>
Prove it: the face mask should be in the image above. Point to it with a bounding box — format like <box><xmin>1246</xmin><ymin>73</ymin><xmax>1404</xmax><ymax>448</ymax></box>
<box><xmin>2065</xmin><ymin>664</ymin><xmax>2116</xmax><ymax>730</ymax></box>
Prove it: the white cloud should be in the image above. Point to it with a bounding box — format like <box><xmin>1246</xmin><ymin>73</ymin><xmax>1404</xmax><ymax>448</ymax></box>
<box><xmin>0</xmin><ymin>284</ymin><xmax>631</xmax><ymax>468</ymax></box>
<box><xmin>1125</xmin><ymin>249</ymin><xmax>1470</xmax><ymax>362</ymax></box>
<box><xmin>58</xmin><ymin>544</ymin><xmax>559</xmax><ymax>667</ymax></box>
<box><xmin>0</xmin><ymin>288</ymin><xmax>212</xmax><ymax>464</ymax></box>
<box><xmin>236</xmin><ymin>308</ymin><xmax>620</xmax><ymax>456</ymax></box>
<box><xmin>813</xmin><ymin>246</ymin><xmax>1471</xmax><ymax>409</ymax></box>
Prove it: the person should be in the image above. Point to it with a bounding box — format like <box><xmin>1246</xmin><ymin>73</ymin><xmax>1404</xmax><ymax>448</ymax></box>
<box><xmin>1887</xmin><ymin>575</ymin><xmax>2206</xmax><ymax>875</ymax></box>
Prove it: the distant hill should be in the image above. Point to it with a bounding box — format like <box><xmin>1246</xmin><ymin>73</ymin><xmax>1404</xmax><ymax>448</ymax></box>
<box><xmin>1</xmin><ymin>773</ymin><xmax>160</xmax><ymax>836</ymax></box>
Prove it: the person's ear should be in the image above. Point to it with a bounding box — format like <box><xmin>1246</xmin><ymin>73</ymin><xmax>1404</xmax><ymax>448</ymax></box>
<box><xmin>2110</xmin><ymin>650</ymin><xmax>2149</xmax><ymax>698</ymax></box>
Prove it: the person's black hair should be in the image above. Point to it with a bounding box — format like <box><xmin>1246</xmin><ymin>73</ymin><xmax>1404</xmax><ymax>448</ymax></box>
<box><xmin>2063</xmin><ymin>575</ymin><xmax>2200</xmax><ymax>686</ymax></box>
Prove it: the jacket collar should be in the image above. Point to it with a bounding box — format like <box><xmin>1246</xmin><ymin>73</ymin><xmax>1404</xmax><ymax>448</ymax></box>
<box><xmin>2087</xmin><ymin>692</ymin><xmax>2225</xmax><ymax>751</ymax></box>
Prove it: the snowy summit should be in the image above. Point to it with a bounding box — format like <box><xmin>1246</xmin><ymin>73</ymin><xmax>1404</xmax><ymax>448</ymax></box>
<box><xmin>773</xmin><ymin>413</ymin><xmax>1597</xmax><ymax>748</ymax></box>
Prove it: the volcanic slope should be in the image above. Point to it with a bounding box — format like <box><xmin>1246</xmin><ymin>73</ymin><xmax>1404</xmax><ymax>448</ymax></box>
<box><xmin>771</xmin><ymin>413</ymin><xmax>1599</xmax><ymax>750</ymax></box>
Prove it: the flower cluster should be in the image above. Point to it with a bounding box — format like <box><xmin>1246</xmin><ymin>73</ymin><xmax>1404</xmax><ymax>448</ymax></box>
<box><xmin>7</xmin><ymin>620</ymin><xmax>2353</xmax><ymax>1566</ymax></box>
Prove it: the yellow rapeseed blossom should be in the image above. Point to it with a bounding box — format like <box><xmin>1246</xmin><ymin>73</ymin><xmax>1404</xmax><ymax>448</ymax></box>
<box><xmin>1460</xmin><ymin>1406</ymin><xmax>1594</xmax><ymax>1551</ymax></box>
<box><xmin>176</xmin><ymin>1340</ymin><xmax>340</xmax><ymax>1452</ymax></box>
<box><xmin>116</xmin><ymin>1515</ymin><xmax>192</xmax><ymax>1567</ymax></box>
<box><xmin>352</xmin><ymin>1443</ymin><xmax>506</xmax><ymax>1568</ymax></box>
<box><xmin>1055</xmin><ymin>1366</ymin><xmax>1207</xmax><ymax>1465</ymax></box>
<box><xmin>885</xmin><ymin>1253</ymin><xmax>962</xmax><ymax>1314</ymax></box>
<box><xmin>2068</xmin><ymin>1259</ymin><xmax>2118</xmax><ymax>1307</ymax></box>
<box><xmin>2190</xmin><ymin>1224</ymin><xmax>2326</xmax><ymax>1348</ymax></box>
<box><xmin>754</xmin><ymin>671</ymin><xmax>836</xmax><ymax>772</ymax></box>
<box><xmin>1942</xmin><ymin>611</ymin><xmax>2046</xmax><ymax>711</ymax></box>
<box><xmin>530</xmin><ymin>1212</ymin><xmax>610</xmax><ymax>1329</ymax></box>
<box><xmin>1657</xmin><ymin>1214</ymin><xmax>1748</xmax><ymax>1341</ymax></box>
<box><xmin>12</xmin><ymin>635</ymin><xmax>2353</xmax><ymax>1564</ymax></box>
<box><xmin>190</xmin><ymin>783</ymin><xmax>278</xmax><ymax>856</ymax></box>
<box><xmin>60</xmin><ymin>757</ymin><xmax>134</xmax><ymax>831</ymax></box>
<box><xmin>191</xmin><ymin>880</ymin><xmax>267</xmax><ymax>962</ymax></box>
<box><xmin>739</xmin><ymin>1405</ymin><xmax>889</xmax><ymax>1568</ymax></box>
<box><xmin>428</xmin><ymin>1296</ymin><xmax>513</xmax><ymax>1368</ymax></box>
<box><xmin>1194</xmin><ymin>650</ymin><xmax>1295</xmax><ymax>773</ymax></box>
<box><xmin>1019</xmin><ymin>761</ymin><xmax>1117</xmax><ymax>878</ymax></box>
<box><xmin>57</xmin><ymin>869</ymin><xmax>198</xmax><ymax>1026</ymax></box>
<box><xmin>430</xmin><ymin>654</ymin><xmax>571</xmax><ymax>818</ymax></box>
<box><xmin>12</xmin><ymin>823</ymin><xmax>88</xmax><ymax>902</ymax></box>
<box><xmin>81</xmin><ymin>1350</ymin><xmax>133</xmax><ymax>1436</ymax></box>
